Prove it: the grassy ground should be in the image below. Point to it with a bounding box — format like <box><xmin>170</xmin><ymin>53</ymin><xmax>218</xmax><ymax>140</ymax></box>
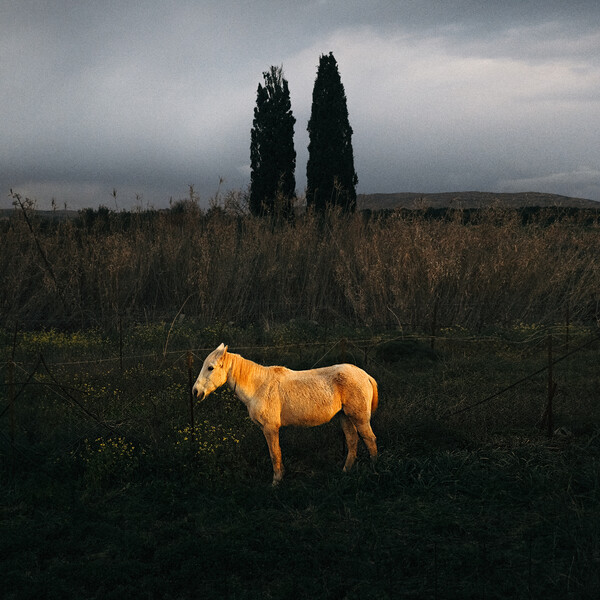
<box><xmin>1</xmin><ymin>323</ymin><xmax>599</xmax><ymax>599</ymax></box>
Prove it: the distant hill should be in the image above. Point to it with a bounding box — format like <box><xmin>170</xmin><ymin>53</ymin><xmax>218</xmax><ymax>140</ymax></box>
<box><xmin>0</xmin><ymin>208</ymin><xmax>79</xmax><ymax>220</ymax></box>
<box><xmin>357</xmin><ymin>191</ymin><xmax>599</xmax><ymax>211</ymax></box>
<box><xmin>2</xmin><ymin>191</ymin><xmax>598</xmax><ymax>220</ymax></box>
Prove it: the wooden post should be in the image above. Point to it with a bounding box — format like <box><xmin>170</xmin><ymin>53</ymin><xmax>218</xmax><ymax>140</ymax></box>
<box><xmin>8</xmin><ymin>358</ymin><xmax>15</xmax><ymax>448</ymax></box>
<box><xmin>546</xmin><ymin>334</ymin><xmax>555</xmax><ymax>438</ymax></box>
<box><xmin>433</xmin><ymin>542</ymin><xmax>438</xmax><ymax>600</ymax></box>
<box><xmin>118</xmin><ymin>315</ymin><xmax>124</xmax><ymax>373</ymax></box>
<box><xmin>12</xmin><ymin>322</ymin><xmax>18</xmax><ymax>358</ymax></box>
<box><xmin>340</xmin><ymin>338</ymin><xmax>348</xmax><ymax>363</ymax></box>
<box><xmin>430</xmin><ymin>297</ymin><xmax>439</xmax><ymax>350</ymax></box>
<box><xmin>9</xmin><ymin>323</ymin><xmax>17</xmax><ymax>475</ymax></box>
<box><xmin>565</xmin><ymin>305</ymin><xmax>570</xmax><ymax>353</ymax></box>
<box><xmin>528</xmin><ymin>535</ymin><xmax>533</xmax><ymax>599</ymax></box>
<box><xmin>187</xmin><ymin>351</ymin><xmax>195</xmax><ymax>442</ymax></box>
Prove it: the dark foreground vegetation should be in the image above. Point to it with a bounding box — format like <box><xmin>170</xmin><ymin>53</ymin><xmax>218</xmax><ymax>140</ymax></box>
<box><xmin>1</xmin><ymin>322</ymin><xmax>599</xmax><ymax>599</ymax></box>
<box><xmin>1</xmin><ymin>200</ymin><xmax>600</xmax><ymax>598</ymax></box>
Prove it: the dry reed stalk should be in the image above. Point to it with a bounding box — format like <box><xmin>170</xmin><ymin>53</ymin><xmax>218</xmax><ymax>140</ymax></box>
<box><xmin>1</xmin><ymin>203</ymin><xmax>599</xmax><ymax>331</ymax></box>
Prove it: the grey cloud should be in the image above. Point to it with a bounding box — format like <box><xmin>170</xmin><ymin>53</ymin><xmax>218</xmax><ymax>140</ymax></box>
<box><xmin>498</xmin><ymin>167</ymin><xmax>600</xmax><ymax>200</ymax></box>
<box><xmin>1</xmin><ymin>1</ymin><xmax>599</xmax><ymax>208</ymax></box>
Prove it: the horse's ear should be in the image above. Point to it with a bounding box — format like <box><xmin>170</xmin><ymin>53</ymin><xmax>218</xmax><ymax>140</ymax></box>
<box><xmin>216</xmin><ymin>343</ymin><xmax>228</xmax><ymax>356</ymax></box>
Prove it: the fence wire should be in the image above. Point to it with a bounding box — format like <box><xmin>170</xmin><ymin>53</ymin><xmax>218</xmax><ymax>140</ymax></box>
<box><xmin>2</xmin><ymin>326</ymin><xmax>599</xmax><ymax>461</ymax></box>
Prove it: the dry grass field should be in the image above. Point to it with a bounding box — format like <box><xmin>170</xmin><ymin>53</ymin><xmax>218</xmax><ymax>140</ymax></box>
<box><xmin>1</xmin><ymin>195</ymin><xmax>599</xmax><ymax>332</ymax></box>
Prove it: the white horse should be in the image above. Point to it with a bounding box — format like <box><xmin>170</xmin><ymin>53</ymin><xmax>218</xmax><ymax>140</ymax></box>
<box><xmin>193</xmin><ymin>344</ymin><xmax>378</xmax><ymax>485</ymax></box>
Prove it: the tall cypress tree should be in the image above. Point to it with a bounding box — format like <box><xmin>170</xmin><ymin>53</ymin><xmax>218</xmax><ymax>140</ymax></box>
<box><xmin>250</xmin><ymin>66</ymin><xmax>296</xmax><ymax>219</ymax></box>
<box><xmin>306</xmin><ymin>52</ymin><xmax>358</xmax><ymax>213</ymax></box>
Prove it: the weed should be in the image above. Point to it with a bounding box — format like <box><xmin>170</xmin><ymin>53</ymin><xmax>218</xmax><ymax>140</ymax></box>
<box><xmin>81</xmin><ymin>436</ymin><xmax>141</xmax><ymax>489</ymax></box>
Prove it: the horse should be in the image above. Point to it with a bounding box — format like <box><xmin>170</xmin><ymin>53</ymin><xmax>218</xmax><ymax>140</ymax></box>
<box><xmin>192</xmin><ymin>343</ymin><xmax>378</xmax><ymax>485</ymax></box>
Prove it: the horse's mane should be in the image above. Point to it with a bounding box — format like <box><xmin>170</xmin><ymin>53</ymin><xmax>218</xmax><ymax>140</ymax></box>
<box><xmin>227</xmin><ymin>352</ymin><xmax>280</xmax><ymax>388</ymax></box>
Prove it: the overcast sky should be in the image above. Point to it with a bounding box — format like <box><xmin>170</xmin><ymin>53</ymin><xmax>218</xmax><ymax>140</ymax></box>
<box><xmin>2</xmin><ymin>0</ymin><xmax>599</xmax><ymax>209</ymax></box>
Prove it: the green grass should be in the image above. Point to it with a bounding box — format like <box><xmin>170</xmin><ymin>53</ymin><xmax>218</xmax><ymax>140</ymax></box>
<box><xmin>1</xmin><ymin>324</ymin><xmax>600</xmax><ymax>598</ymax></box>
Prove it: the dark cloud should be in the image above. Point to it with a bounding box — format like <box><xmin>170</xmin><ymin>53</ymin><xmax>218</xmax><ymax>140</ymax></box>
<box><xmin>1</xmin><ymin>1</ymin><xmax>599</xmax><ymax>208</ymax></box>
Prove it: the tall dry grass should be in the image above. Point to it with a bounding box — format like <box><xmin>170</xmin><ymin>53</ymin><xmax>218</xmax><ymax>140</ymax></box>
<box><xmin>1</xmin><ymin>199</ymin><xmax>599</xmax><ymax>331</ymax></box>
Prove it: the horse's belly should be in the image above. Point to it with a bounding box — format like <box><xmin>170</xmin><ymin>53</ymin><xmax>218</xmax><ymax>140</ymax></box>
<box><xmin>280</xmin><ymin>397</ymin><xmax>341</xmax><ymax>427</ymax></box>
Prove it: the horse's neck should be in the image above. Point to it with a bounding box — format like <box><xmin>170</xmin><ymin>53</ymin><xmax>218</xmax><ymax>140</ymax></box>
<box><xmin>227</xmin><ymin>353</ymin><xmax>268</xmax><ymax>399</ymax></box>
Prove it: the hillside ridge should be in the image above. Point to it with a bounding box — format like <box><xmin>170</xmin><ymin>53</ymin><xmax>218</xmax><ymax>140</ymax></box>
<box><xmin>357</xmin><ymin>191</ymin><xmax>599</xmax><ymax>210</ymax></box>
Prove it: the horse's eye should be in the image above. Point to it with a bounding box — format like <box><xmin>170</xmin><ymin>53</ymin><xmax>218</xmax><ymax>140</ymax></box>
<box><xmin>207</xmin><ymin>366</ymin><xmax>214</xmax><ymax>371</ymax></box>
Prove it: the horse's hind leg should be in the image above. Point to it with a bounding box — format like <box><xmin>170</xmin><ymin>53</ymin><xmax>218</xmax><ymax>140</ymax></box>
<box><xmin>340</xmin><ymin>414</ymin><xmax>359</xmax><ymax>472</ymax></box>
<box><xmin>355</xmin><ymin>420</ymin><xmax>378</xmax><ymax>464</ymax></box>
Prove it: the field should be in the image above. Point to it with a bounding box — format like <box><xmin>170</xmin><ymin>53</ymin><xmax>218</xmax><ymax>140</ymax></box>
<box><xmin>1</xmin><ymin>202</ymin><xmax>600</xmax><ymax>598</ymax></box>
<box><xmin>2</xmin><ymin>195</ymin><xmax>600</xmax><ymax>331</ymax></box>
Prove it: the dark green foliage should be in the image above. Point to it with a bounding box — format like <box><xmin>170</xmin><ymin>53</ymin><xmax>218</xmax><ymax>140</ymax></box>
<box><xmin>376</xmin><ymin>339</ymin><xmax>440</xmax><ymax>363</ymax></box>
<box><xmin>250</xmin><ymin>65</ymin><xmax>296</xmax><ymax>219</ymax></box>
<box><xmin>306</xmin><ymin>52</ymin><xmax>358</xmax><ymax>213</ymax></box>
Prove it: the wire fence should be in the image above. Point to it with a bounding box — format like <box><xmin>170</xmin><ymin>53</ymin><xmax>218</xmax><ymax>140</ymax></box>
<box><xmin>2</xmin><ymin>326</ymin><xmax>600</xmax><ymax>594</ymax></box>
<box><xmin>2</xmin><ymin>324</ymin><xmax>599</xmax><ymax>459</ymax></box>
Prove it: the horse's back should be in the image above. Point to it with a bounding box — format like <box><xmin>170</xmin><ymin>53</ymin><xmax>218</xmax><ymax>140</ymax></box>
<box><xmin>275</xmin><ymin>363</ymin><xmax>375</xmax><ymax>425</ymax></box>
<box><xmin>292</xmin><ymin>363</ymin><xmax>373</xmax><ymax>394</ymax></box>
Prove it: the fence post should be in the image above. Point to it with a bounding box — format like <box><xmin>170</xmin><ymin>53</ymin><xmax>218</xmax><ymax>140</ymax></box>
<box><xmin>565</xmin><ymin>305</ymin><xmax>570</xmax><ymax>353</ymax></box>
<box><xmin>8</xmin><ymin>321</ymin><xmax>19</xmax><ymax>477</ymax></box>
<box><xmin>430</xmin><ymin>297</ymin><xmax>439</xmax><ymax>350</ymax></box>
<box><xmin>546</xmin><ymin>334</ymin><xmax>556</xmax><ymax>437</ymax></box>
<box><xmin>8</xmin><ymin>358</ymin><xmax>15</xmax><ymax>468</ymax></box>
<box><xmin>187</xmin><ymin>351</ymin><xmax>195</xmax><ymax>442</ymax></box>
<box><xmin>9</xmin><ymin>323</ymin><xmax>17</xmax><ymax>476</ymax></box>
<box><xmin>118</xmin><ymin>315</ymin><xmax>124</xmax><ymax>373</ymax></box>
<box><xmin>338</xmin><ymin>338</ymin><xmax>346</xmax><ymax>363</ymax></box>
<box><xmin>433</xmin><ymin>542</ymin><xmax>438</xmax><ymax>600</ymax></box>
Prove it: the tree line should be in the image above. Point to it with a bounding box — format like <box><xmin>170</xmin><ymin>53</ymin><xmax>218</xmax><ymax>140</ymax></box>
<box><xmin>250</xmin><ymin>52</ymin><xmax>357</xmax><ymax>218</ymax></box>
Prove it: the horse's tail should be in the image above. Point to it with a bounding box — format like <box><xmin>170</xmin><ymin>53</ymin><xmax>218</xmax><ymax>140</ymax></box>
<box><xmin>369</xmin><ymin>376</ymin><xmax>379</xmax><ymax>414</ymax></box>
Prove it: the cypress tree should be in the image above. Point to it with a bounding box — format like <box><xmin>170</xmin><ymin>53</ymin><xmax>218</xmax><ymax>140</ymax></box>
<box><xmin>250</xmin><ymin>65</ymin><xmax>296</xmax><ymax>219</ymax></box>
<box><xmin>306</xmin><ymin>52</ymin><xmax>358</xmax><ymax>213</ymax></box>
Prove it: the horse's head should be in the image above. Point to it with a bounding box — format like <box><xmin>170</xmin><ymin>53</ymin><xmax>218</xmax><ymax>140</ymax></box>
<box><xmin>192</xmin><ymin>343</ymin><xmax>229</xmax><ymax>401</ymax></box>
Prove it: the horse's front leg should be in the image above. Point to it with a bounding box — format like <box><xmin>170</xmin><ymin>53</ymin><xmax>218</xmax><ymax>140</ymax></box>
<box><xmin>262</xmin><ymin>425</ymin><xmax>284</xmax><ymax>485</ymax></box>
